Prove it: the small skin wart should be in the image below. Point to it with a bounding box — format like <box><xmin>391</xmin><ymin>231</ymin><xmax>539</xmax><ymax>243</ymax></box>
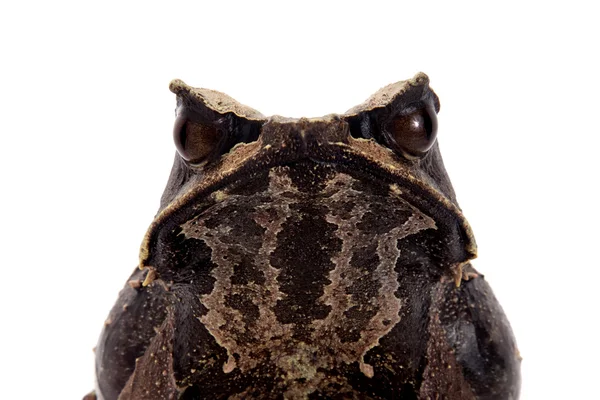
<box><xmin>141</xmin><ymin>268</ymin><xmax>156</xmax><ymax>287</ymax></box>
<box><xmin>389</xmin><ymin>183</ymin><xmax>402</xmax><ymax>195</ymax></box>
<box><xmin>213</xmin><ymin>190</ymin><xmax>228</xmax><ymax>202</ymax></box>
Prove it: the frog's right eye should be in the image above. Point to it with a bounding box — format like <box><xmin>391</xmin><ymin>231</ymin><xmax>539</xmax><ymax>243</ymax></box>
<box><xmin>173</xmin><ymin>113</ymin><xmax>220</xmax><ymax>163</ymax></box>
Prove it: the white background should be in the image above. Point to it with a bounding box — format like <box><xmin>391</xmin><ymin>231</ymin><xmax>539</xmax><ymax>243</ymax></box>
<box><xmin>1</xmin><ymin>1</ymin><xmax>598</xmax><ymax>399</ymax></box>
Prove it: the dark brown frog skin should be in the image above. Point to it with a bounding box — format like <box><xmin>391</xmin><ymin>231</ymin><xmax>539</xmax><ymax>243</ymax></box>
<box><xmin>90</xmin><ymin>73</ymin><xmax>521</xmax><ymax>400</ymax></box>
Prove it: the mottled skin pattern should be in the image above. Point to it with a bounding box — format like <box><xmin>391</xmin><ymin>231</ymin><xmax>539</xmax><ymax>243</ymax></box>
<box><xmin>90</xmin><ymin>73</ymin><xmax>521</xmax><ymax>400</ymax></box>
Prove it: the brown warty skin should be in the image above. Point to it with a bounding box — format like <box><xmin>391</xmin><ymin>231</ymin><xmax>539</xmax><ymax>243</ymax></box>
<box><xmin>87</xmin><ymin>73</ymin><xmax>520</xmax><ymax>400</ymax></box>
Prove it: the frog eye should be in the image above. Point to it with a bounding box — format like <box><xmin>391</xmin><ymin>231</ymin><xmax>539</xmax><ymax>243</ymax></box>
<box><xmin>387</xmin><ymin>106</ymin><xmax>438</xmax><ymax>157</ymax></box>
<box><xmin>173</xmin><ymin>113</ymin><xmax>220</xmax><ymax>163</ymax></box>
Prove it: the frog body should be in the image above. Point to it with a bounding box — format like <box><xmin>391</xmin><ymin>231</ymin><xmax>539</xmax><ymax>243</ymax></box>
<box><xmin>91</xmin><ymin>73</ymin><xmax>520</xmax><ymax>400</ymax></box>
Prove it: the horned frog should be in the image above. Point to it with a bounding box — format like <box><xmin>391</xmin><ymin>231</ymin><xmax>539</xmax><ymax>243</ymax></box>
<box><xmin>88</xmin><ymin>73</ymin><xmax>520</xmax><ymax>400</ymax></box>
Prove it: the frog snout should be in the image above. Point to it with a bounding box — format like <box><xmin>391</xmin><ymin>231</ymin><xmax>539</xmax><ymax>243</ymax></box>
<box><xmin>259</xmin><ymin>117</ymin><xmax>351</xmax><ymax>157</ymax></box>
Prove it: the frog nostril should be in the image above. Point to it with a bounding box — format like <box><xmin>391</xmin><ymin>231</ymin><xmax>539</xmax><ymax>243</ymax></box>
<box><xmin>346</xmin><ymin>114</ymin><xmax>375</xmax><ymax>140</ymax></box>
<box><xmin>347</xmin><ymin>116</ymin><xmax>367</xmax><ymax>139</ymax></box>
<box><xmin>238</xmin><ymin>118</ymin><xmax>262</xmax><ymax>145</ymax></box>
<box><xmin>216</xmin><ymin>117</ymin><xmax>263</xmax><ymax>157</ymax></box>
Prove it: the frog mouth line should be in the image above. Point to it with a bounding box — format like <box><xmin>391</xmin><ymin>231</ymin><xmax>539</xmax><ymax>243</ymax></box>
<box><xmin>139</xmin><ymin>138</ymin><xmax>477</xmax><ymax>277</ymax></box>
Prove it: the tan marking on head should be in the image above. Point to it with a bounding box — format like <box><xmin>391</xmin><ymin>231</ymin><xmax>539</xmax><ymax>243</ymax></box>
<box><xmin>172</xmin><ymin>162</ymin><xmax>466</xmax><ymax>394</ymax></box>
<box><xmin>312</xmin><ymin>172</ymin><xmax>436</xmax><ymax>378</ymax></box>
<box><xmin>139</xmin><ymin>138</ymin><xmax>264</xmax><ymax>270</ymax></box>
<box><xmin>334</xmin><ymin>137</ymin><xmax>477</xmax><ymax>261</ymax></box>
<box><xmin>180</xmin><ymin>166</ymin><xmax>298</xmax><ymax>374</ymax></box>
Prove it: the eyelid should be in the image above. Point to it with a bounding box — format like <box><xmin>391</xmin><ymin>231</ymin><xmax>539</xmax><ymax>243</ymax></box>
<box><xmin>393</xmin><ymin>100</ymin><xmax>435</xmax><ymax>119</ymax></box>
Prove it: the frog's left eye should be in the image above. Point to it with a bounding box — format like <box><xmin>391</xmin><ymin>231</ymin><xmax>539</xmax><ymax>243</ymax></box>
<box><xmin>387</xmin><ymin>106</ymin><xmax>438</xmax><ymax>157</ymax></box>
<box><xmin>173</xmin><ymin>114</ymin><xmax>220</xmax><ymax>163</ymax></box>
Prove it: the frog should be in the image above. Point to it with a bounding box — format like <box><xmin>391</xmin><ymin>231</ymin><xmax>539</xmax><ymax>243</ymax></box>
<box><xmin>88</xmin><ymin>73</ymin><xmax>521</xmax><ymax>400</ymax></box>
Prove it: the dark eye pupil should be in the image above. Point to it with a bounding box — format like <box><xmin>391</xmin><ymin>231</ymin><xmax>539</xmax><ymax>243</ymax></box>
<box><xmin>389</xmin><ymin>106</ymin><xmax>438</xmax><ymax>156</ymax></box>
<box><xmin>173</xmin><ymin>114</ymin><xmax>219</xmax><ymax>162</ymax></box>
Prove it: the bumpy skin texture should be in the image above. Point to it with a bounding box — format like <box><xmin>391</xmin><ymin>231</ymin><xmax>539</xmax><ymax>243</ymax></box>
<box><xmin>92</xmin><ymin>73</ymin><xmax>520</xmax><ymax>399</ymax></box>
